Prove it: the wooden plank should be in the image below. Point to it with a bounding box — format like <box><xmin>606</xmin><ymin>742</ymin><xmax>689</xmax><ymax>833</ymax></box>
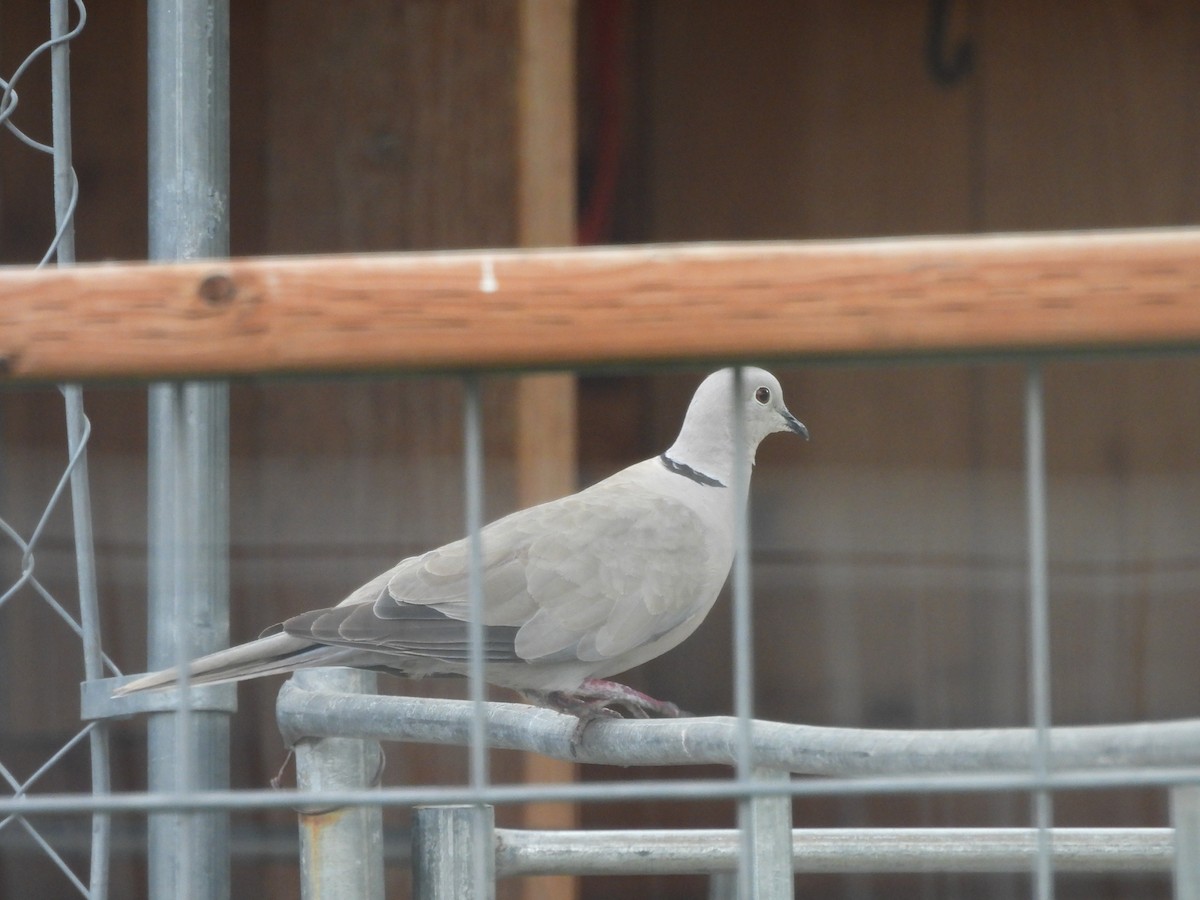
<box><xmin>515</xmin><ymin>372</ymin><xmax>580</xmax><ymax>900</ymax></box>
<box><xmin>642</xmin><ymin>2</ymin><xmax>972</xmax><ymax>240</ymax></box>
<box><xmin>513</xmin><ymin>5</ymin><xmax>580</xmax><ymax>899</ymax></box>
<box><xmin>515</xmin><ymin>0</ymin><xmax>576</xmax><ymax>249</ymax></box>
<box><xmin>981</xmin><ymin>0</ymin><xmax>1200</xmax><ymax>230</ymax></box>
<box><xmin>263</xmin><ymin>1</ymin><xmax>519</xmax><ymax>254</ymax></box>
<box><xmin>4</xmin><ymin>229</ymin><xmax>1200</xmax><ymax>382</ymax></box>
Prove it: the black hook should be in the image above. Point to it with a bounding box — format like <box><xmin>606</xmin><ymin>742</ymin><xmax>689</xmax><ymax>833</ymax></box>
<box><xmin>926</xmin><ymin>0</ymin><xmax>974</xmax><ymax>87</ymax></box>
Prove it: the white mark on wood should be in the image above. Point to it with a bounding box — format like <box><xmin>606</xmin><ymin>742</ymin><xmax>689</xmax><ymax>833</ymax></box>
<box><xmin>480</xmin><ymin>256</ymin><xmax>499</xmax><ymax>293</ymax></box>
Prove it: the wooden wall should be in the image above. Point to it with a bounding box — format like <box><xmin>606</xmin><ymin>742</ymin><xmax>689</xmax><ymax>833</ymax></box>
<box><xmin>581</xmin><ymin>3</ymin><xmax>1200</xmax><ymax>899</ymax></box>
<box><xmin>2</xmin><ymin>3</ymin><xmax>573</xmax><ymax>899</ymax></box>
<box><xmin>2</xmin><ymin>2</ymin><xmax>1200</xmax><ymax>899</ymax></box>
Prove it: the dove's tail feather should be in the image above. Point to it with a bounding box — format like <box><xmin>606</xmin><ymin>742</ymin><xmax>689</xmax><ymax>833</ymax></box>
<box><xmin>113</xmin><ymin>631</ymin><xmax>328</xmax><ymax>696</ymax></box>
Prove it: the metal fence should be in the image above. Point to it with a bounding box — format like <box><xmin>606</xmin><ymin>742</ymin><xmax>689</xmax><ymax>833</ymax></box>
<box><xmin>0</xmin><ymin>1</ymin><xmax>111</xmax><ymax>897</ymax></box>
<box><xmin>4</xmin><ymin>1</ymin><xmax>1200</xmax><ymax>899</ymax></box>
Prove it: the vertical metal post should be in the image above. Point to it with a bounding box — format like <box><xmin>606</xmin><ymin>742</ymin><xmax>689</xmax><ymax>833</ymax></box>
<box><xmin>292</xmin><ymin>668</ymin><xmax>385</xmax><ymax>900</ymax></box>
<box><xmin>1025</xmin><ymin>364</ymin><xmax>1055</xmax><ymax>900</ymax></box>
<box><xmin>146</xmin><ymin>1</ymin><xmax>231</xmax><ymax>898</ymax></box>
<box><xmin>147</xmin><ymin>388</ymin><xmax>231</xmax><ymax>899</ymax></box>
<box><xmin>412</xmin><ymin>805</ymin><xmax>496</xmax><ymax>900</ymax></box>
<box><xmin>708</xmin><ymin>872</ymin><xmax>736</xmax><ymax>900</ymax></box>
<box><xmin>49</xmin><ymin>2</ymin><xmax>110</xmax><ymax>897</ymax></box>
<box><xmin>48</xmin><ymin>0</ymin><xmax>76</xmax><ymax>267</ymax></box>
<box><xmin>1173</xmin><ymin>785</ymin><xmax>1200</xmax><ymax>900</ymax></box>
<box><xmin>730</xmin><ymin>368</ymin><xmax>757</xmax><ymax>899</ymax></box>
<box><xmin>65</xmin><ymin>390</ymin><xmax>110</xmax><ymax>900</ymax></box>
<box><xmin>746</xmin><ymin>767</ymin><xmax>795</xmax><ymax>900</ymax></box>
<box><xmin>729</xmin><ymin>369</ymin><xmax>792</xmax><ymax>899</ymax></box>
<box><xmin>462</xmin><ymin>377</ymin><xmax>491</xmax><ymax>900</ymax></box>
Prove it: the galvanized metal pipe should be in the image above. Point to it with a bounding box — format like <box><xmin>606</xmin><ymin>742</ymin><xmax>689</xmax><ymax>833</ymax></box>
<box><xmin>276</xmin><ymin>684</ymin><xmax>1200</xmax><ymax>775</ymax></box>
<box><xmin>147</xmin><ymin>387</ymin><xmax>232</xmax><ymax>900</ymax></box>
<box><xmin>146</xmin><ymin>0</ymin><xmax>231</xmax><ymax>898</ymax></box>
<box><xmin>63</xmin><ymin>389</ymin><xmax>110</xmax><ymax>900</ymax></box>
<box><xmin>291</xmin><ymin>669</ymin><xmax>384</xmax><ymax>900</ymax></box>
<box><xmin>461</xmin><ymin>377</ymin><xmax>491</xmax><ymax>900</ymax></box>
<box><xmin>48</xmin><ymin>1</ymin><xmax>111</xmax><ymax>897</ymax></box>
<box><xmin>1173</xmin><ymin>786</ymin><xmax>1200</xmax><ymax>899</ymax></box>
<box><xmin>1025</xmin><ymin>363</ymin><xmax>1055</xmax><ymax>900</ymax></box>
<box><xmin>494</xmin><ymin>827</ymin><xmax>1174</xmax><ymax>877</ymax></box>
<box><xmin>412</xmin><ymin>805</ymin><xmax>495</xmax><ymax>900</ymax></box>
<box><xmin>48</xmin><ymin>0</ymin><xmax>77</xmax><ymax>266</ymax></box>
<box><xmin>745</xmin><ymin>767</ymin><xmax>793</xmax><ymax>900</ymax></box>
<box><xmin>728</xmin><ymin>367</ymin><xmax>763</xmax><ymax>899</ymax></box>
<box><xmin>6</xmin><ymin>768</ymin><xmax>1200</xmax><ymax>818</ymax></box>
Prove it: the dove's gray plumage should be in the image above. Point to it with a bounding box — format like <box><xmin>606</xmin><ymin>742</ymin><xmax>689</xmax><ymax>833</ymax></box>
<box><xmin>115</xmin><ymin>368</ymin><xmax>807</xmax><ymax>713</ymax></box>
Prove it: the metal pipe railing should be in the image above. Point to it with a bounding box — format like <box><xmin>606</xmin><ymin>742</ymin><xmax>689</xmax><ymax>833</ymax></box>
<box><xmin>493</xmin><ymin>826</ymin><xmax>1174</xmax><ymax>876</ymax></box>
<box><xmin>277</xmin><ymin>681</ymin><xmax>1200</xmax><ymax>897</ymax></box>
<box><xmin>276</xmin><ymin>682</ymin><xmax>1200</xmax><ymax>776</ymax></box>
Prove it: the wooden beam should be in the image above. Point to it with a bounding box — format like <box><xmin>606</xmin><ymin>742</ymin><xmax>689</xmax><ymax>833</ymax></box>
<box><xmin>514</xmin><ymin>372</ymin><xmax>579</xmax><ymax>900</ymax></box>
<box><xmin>5</xmin><ymin>229</ymin><xmax>1200</xmax><ymax>383</ymax></box>
<box><xmin>512</xmin><ymin>5</ymin><xmax>580</xmax><ymax>900</ymax></box>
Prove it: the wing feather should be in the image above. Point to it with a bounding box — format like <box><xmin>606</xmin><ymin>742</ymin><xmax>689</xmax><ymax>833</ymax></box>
<box><xmin>285</xmin><ymin>468</ymin><xmax>724</xmax><ymax>670</ymax></box>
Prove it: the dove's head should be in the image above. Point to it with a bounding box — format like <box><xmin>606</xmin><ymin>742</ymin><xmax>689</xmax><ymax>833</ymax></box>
<box><xmin>666</xmin><ymin>367</ymin><xmax>808</xmax><ymax>483</ymax></box>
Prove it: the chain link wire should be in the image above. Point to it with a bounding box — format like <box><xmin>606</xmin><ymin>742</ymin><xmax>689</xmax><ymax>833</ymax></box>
<box><xmin>0</xmin><ymin>2</ymin><xmax>110</xmax><ymax>896</ymax></box>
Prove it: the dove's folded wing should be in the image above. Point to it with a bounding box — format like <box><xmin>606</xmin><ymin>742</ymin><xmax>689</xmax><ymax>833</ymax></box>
<box><xmin>281</xmin><ymin>480</ymin><xmax>721</xmax><ymax>669</ymax></box>
<box><xmin>509</xmin><ymin>491</ymin><xmax>719</xmax><ymax>664</ymax></box>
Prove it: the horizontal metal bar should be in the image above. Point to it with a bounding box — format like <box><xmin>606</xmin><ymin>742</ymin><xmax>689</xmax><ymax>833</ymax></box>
<box><xmin>0</xmin><ymin>806</ymin><xmax>1176</xmax><ymax>876</ymax></box>
<box><xmin>0</xmin><ymin>821</ymin><xmax>411</xmax><ymax>864</ymax></box>
<box><xmin>276</xmin><ymin>683</ymin><xmax>1200</xmax><ymax>775</ymax></box>
<box><xmin>80</xmin><ymin>676</ymin><xmax>237</xmax><ymax>719</ymax></box>
<box><xmin>5</xmin><ymin>229</ymin><xmax>1200</xmax><ymax>383</ymax></box>
<box><xmin>6</xmin><ymin>767</ymin><xmax>1200</xmax><ymax>819</ymax></box>
<box><xmin>494</xmin><ymin>828</ymin><xmax>1174</xmax><ymax>876</ymax></box>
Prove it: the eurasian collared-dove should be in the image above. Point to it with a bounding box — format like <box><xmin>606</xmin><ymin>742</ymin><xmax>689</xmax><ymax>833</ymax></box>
<box><xmin>115</xmin><ymin>367</ymin><xmax>807</xmax><ymax>721</ymax></box>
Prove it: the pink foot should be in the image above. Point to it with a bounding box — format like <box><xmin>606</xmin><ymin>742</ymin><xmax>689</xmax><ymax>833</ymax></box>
<box><xmin>574</xmin><ymin>678</ymin><xmax>688</xmax><ymax>719</ymax></box>
<box><xmin>522</xmin><ymin>679</ymin><xmax>689</xmax><ymax>752</ymax></box>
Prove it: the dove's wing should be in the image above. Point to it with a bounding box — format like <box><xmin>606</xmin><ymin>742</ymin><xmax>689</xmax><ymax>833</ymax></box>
<box><xmin>505</xmin><ymin>487</ymin><xmax>722</xmax><ymax>664</ymax></box>
<box><xmin>281</xmin><ymin>468</ymin><xmax>726</xmax><ymax>670</ymax></box>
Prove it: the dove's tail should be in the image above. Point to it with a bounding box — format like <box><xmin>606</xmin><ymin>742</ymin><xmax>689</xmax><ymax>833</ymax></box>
<box><xmin>112</xmin><ymin>631</ymin><xmax>327</xmax><ymax>696</ymax></box>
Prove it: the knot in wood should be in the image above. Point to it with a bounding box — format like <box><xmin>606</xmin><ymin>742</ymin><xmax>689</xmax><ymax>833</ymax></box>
<box><xmin>198</xmin><ymin>273</ymin><xmax>237</xmax><ymax>306</ymax></box>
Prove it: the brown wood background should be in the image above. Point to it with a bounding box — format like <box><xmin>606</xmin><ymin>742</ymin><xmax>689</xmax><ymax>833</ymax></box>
<box><xmin>3</xmin><ymin>2</ymin><xmax>1200</xmax><ymax>898</ymax></box>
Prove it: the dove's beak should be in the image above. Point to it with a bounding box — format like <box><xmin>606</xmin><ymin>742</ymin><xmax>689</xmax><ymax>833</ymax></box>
<box><xmin>783</xmin><ymin>410</ymin><xmax>810</xmax><ymax>440</ymax></box>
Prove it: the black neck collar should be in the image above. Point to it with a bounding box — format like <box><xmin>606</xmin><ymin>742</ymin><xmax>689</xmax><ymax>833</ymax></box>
<box><xmin>659</xmin><ymin>454</ymin><xmax>726</xmax><ymax>488</ymax></box>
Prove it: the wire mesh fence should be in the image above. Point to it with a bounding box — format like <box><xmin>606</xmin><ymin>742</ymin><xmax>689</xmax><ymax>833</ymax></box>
<box><xmin>0</xmin><ymin>1</ymin><xmax>113</xmax><ymax>897</ymax></box>
<box><xmin>11</xmin><ymin>356</ymin><xmax>1200</xmax><ymax>900</ymax></box>
<box><xmin>5</xmin><ymin>2</ymin><xmax>1200</xmax><ymax>899</ymax></box>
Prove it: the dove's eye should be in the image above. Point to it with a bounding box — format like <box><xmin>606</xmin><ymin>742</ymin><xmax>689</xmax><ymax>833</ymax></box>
<box><xmin>754</xmin><ymin>386</ymin><xmax>771</xmax><ymax>405</ymax></box>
